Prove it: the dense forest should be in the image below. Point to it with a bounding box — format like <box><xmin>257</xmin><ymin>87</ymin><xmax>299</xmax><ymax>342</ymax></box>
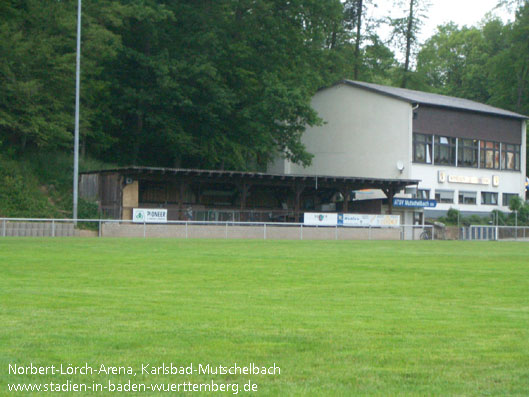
<box><xmin>1</xmin><ymin>0</ymin><xmax>528</xmax><ymax>172</ymax></box>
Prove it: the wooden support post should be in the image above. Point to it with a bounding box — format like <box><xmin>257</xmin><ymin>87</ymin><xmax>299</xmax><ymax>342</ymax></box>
<box><xmin>383</xmin><ymin>187</ymin><xmax>396</xmax><ymax>214</ymax></box>
<box><xmin>342</xmin><ymin>185</ymin><xmax>351</xmax><ymax>213</ymax></box>
<box><xmin>238</xmin><ymin>182</ymin><xmax>250</xmax><ymax>221</ymax></box>
<box><xmin>294</xmin><ymin>184</ymin><xmax>305</xmax><ymax>222</ymax></box>
<box><xmin>178</xmin><ymin>181</ymin><xmax>185</xmax><ymax>220</ymax></box>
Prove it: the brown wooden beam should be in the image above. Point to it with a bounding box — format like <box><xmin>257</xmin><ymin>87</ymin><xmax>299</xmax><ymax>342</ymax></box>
<box><xmin>342</xmin><ymin>184</ymin><xmax>351</xmax><ymax>213</ymax></box>
<box><xmin>177</xmin><ymin>181</ymin><xmax>185</xmax><ymax>220</ymax></box>
<box><xmin>293</xmin><ymin>184</ymin><xmax>305</xmax><ymax>222</ymax></box>
<box><xmin>383</xmin><ymin>187</ymin><xmax>396</xmax><ymax>215</ymax></box>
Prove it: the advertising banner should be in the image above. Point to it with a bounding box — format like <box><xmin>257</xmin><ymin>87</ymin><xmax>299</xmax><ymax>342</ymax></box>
<box><xmin>133</xmin><ymin>208</ymin><xmax>168</xmax><ymax>223</ymax></box>
<box><xmin>303</xmin><ymin>212</ymin><xmax>339</xmax><ymax>226</ymax></box>
<box><xmin>304</xmin><ymin>213</ymin><xmax>400</xmax><ymax>227</ymax></box>
<box><xmin>338</xmin><ymin>213</ymin><xmax>400</xmax><ymax>227</ymax></box>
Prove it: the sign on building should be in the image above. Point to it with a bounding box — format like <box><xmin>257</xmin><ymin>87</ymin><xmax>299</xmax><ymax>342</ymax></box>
<box><xmin>392</xmin><ymin>198</ymin><xmax>437</xmax><ymax>208</ymax></box>
<box><xmin>133</xmin><ymin>208</ymin><xmax>168</xmax><ymax>223</ymax></box>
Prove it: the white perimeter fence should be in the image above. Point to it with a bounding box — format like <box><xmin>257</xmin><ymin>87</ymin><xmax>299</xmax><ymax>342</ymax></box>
<box><xmin>0</xmin><ymin>218</ymin><xmax>437</xmax><ymax>241</ymax></box>
<box><xmin>461</xmin><ymin>225</ymin><xmax>529</xmax><ymax>241</ymax></box>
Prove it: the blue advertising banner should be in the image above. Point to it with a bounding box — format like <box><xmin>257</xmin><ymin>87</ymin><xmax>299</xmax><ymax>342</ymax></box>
<box><xmin>392</xmin><ymin>198</ymin><xmax>437</xmax><ymax>208</ymax></box>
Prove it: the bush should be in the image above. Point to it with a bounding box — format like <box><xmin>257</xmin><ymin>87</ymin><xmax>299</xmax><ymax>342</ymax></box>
<box><xmin>0</xmin><ymin>154</ymin><xmax>55</xmax><ymax>217</ymax></box>
<box><xmin>0</xmin><ymin>150</ymin><xmax>111</xmax><ymax>219</ymax></box>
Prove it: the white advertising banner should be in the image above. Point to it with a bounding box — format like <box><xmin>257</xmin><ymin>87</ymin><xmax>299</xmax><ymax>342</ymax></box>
<box><xmin>133</xmin><ymin>208</ymin><xmax>168</xmax><ymax>223</ymax></box>
<box><xmin>303</xmin><ymin>212</ymin><xmax>339</xmax><ymax>226</ymax></box>
<box><xmin>304</xmin><ymin>212</ymin><xmax>400</xmax><ymax>227</ymax></box>
<box><xmin>339</xmin><ymin>213</ymin><xmax>400</xmax><ymax>227</ymax></box>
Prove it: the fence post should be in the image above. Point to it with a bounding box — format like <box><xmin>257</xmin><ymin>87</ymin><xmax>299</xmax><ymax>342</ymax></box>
<box><xmin>264</xmin><ymin>223</ymin><xmax>267</xmax><ymax>240</ymax></box>
<box><xmin>300</xmin><ymin>224</ymin><xmax>303</xmax><ymax>240</ymax></box>
<box><xmin>143</xmin><ymin>220</ymin><xmax>146</xmax><ymax>238</ymax></box>
<box><xmin>98</xmin><ymin>220</ymin><xmax>102</xmax><ymax>238</ymax></box>
<box><xmin>52</xmin><ymin>220</ymin><xmax>55</xmax><ymax>237</ymax></box>
<box><xmin>2</xmin><ymin>219</ymin><xmax>5</xmax><ymax>237</ymax></box>
<box><xmin>368</xmin><ymin>226</ymin><xmax>371</xmax><ymax>240</ymax></box>
<box><xmin>431</xmin><ymin>225</ymin><xmax>435</xmax><ymax>241</ymax></box>
<box><xmin>225</xmin><ymin>222</ymin><xmax>228</xmax><ymax>239</ymax></box>
<box><xmin>185</xmin><ymin>222</ymin><xmax>188</xmax><ymax>239</ymax></box>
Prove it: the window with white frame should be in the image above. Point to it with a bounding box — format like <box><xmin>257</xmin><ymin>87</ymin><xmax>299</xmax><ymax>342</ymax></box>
<box><xmin>405</xmin><ymin>187</ymin><xmax>430</xmax><ymax>199</ymax></box>
<box><xmin>481</xmin><ymin>192</ymin><xmax>498</xmax><ymax>205</ymax></box>
<box><xmin>417</xmin><ymin>189</ymin><xmax>430</xmax><ymax>199</ymax></box>
<box><xmin>502</xmin><ymin>193</ymin><xmax>519</xmax><ymax>207</ymax></box>
<box><xmin>458</xmin><ymin>191</ymin><xmax>477</xmax><ymax>205</ymax></box>
<box><xmin>413</xmin><ymin>133</ymin><xmax>433</xmax><ymax>164</ymax></box>
<box><xmin>435</xmin><ymin>190</ymin><xmax>454</xmax><ymax>204</ymax></box>
<box><xmin>480</xmin><ymin>141</ymin><xmax>500</xmax><ymax>169</ymax></box>
<box><xmin>501</xmin><ymin>144</ymin><xmax>520</xmax><ymax>171</ymax></box>
<box><xmin>434</xmin><ymin>136</ymin><xmax>456</xmax><ymax>165</ymax></box>
<box><xmin>457</xmin><ymin>139</ymin><xmax>479</xmax><ymax>168</ymax></box>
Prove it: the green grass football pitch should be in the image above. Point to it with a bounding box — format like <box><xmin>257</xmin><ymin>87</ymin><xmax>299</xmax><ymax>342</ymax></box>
<box><xmin>1</xmin><ymin>238</ymin><xmax>529</xmax><ymax>396</ymax></box>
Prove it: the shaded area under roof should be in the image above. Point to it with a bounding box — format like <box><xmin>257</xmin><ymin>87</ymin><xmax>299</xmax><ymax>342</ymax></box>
<box><xmin>81</xmin><ymin>166</ymin><xmax>419</xmax><ymax>190</ymax></box>
<box><xmin>338</xmin><ymin>80</ymin><xmax>528</xmax><ymax>120</ymax></box>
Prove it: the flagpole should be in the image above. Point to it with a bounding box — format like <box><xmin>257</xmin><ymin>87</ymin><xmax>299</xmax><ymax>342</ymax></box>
<box><xmin>73</xmin><ymin>0</ymin><xmax>81</xmax><ymax>222</ymax></box>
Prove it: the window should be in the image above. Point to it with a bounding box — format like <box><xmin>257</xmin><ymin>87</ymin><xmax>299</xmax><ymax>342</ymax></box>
<box><xmin>405</xmin><ymin>187</ymin><xmax>416</xmax><ymax>196</ymax></box>
<box><xmin>502</xmin><ymin>193</ymin><xmax>519</xmax><ymax>207</ymax></box>
<box><xmin>480</xmin><ymin>141</ymin><xmax>500</xmax><ymax>169</ymax></box>
<box><xmin>417</xmin><ymin>189</ymin><xmax>430</xmax><ymax>200</ymax></box>
<box><xmin>457</xmin><ymin>139</ymin><xmax>478</xmax><ymax>167</ymax></box>
<box><xmin>481</xmin><ymin>192</ymin><xmax>498</xmax><ymax>205</ymax></box>
<box><xmin>458</xmin><ymin>191</ymin><xmax>477</xmax><ymax>205</ymax></box>
<box><xmin>435</xmin><ymin>190</ymin><xmax>454</xmax><ymax>204</ymax></box>
<box><xmin>405</xmin><ymin>187</ymin><xmax>430</xmax><ymax>199</ymax></box>
<box><xmin>501</xmin><ymin>144</ymin><xmax>520</xmax><ymax>171</ymax></box>
<box><xmin>434</xmin><ymin>136</ymin><xmax>456</xmax><ymax>165</ymax></box>
<box><xmin>413</xmin><ymin>133</ymin><xmax>432</xmax><ymax>163</ymax></box>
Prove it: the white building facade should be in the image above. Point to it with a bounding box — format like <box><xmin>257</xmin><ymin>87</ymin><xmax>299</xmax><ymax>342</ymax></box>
<box><xmin>269</xmin><ymin>81</ymin><xmax>527</xmax><ymax>218</ymax></box>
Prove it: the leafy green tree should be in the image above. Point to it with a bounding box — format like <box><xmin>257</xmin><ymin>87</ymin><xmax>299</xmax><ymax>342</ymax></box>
<box><xmin>0</xmin><ymin>1</ymin><xmax>76</xmax><ymax>152</ymax></box>
<box><xmin>508</xmin><ymin>195</ymin><xmax>524</xmax><ymax>212</ymax></box>
<box><xmin>360</xmin><ymin>34</ymin><xmax>397</xmax><ymax>84</ymax></box>
<box><xmin>416</xmin><ymin>23</ymin><xmax>491</xmax><ymax>101</ymax></box>
<box><xmin>388</xmin><ymin>0</ymin><xmax>431</xmax><ymax>88</ymax></box>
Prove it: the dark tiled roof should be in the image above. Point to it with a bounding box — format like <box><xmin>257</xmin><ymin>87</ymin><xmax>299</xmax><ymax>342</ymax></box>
<box><xmin>340</xmin><ymin>80</ymin><xmax>528</xmax><ymax>120</ymax></box>
<box><xmin>80</xmin><ymin>166</ymin><xmax>419</xmax><ymax>190</ymax></box>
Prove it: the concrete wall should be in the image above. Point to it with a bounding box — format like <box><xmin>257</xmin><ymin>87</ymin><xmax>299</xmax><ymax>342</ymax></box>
<box><xmin>101</xmin><ymin>222</ymin><xmax>401</xmax><ymax>240</ymax></box>
<box><xmin>271</xmin><ymin>84</ymin><xmax>412</xmax><ymax>180</ymax></box>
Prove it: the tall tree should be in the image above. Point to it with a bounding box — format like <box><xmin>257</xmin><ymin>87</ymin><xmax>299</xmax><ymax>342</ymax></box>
<box><xmin>98</xmin><ymin>0</ymin><xmax>344</xmax><ymax>170</ymax></box>
<box><xmin>340</xmin><ymin>0</ymin><xmax>377</xmax><ymax>80</ymax></box>
<box><xmin>487</xmin><ymin>2</ymin><xmax>529</xmax><ymax>114</ymax></box>
<box><xmin>0</xmin><ymin>0</ymin><xmax>75</xmax><ymax>152</ymax></box>
<box><xmin>388</xmin><ymin>0</ymin><xmax>430</xmax><ymax>88</ymax></box>
<box><xmin>416</xmin><ymin>23</ymin><xmax>491</xmax><ymax>101</ymax></box>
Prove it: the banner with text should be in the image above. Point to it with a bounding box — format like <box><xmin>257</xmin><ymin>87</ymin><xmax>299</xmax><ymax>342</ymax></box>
<box><xmin>338</xmin><ymin>213</ymin><xmax>400</xmax><ymax>227</ymax></box>
<box><xmin>303</xmin><ymin>212</ymin><xmax>339</xmax><ymax>226</ymax></box>
<box><xmin>304</xmin><ymin>213</ymin><xmax>400</xmax><ymax>227</ymax></box>
<box><xmin>133</xmin><ymin>209</ymin><xmax>168</xmax><ymax>223</ymax></box>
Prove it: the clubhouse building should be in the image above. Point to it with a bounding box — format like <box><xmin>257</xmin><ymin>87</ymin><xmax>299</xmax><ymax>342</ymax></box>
<box><xmin>269</xmin><ymin>80</ymin><xmax>527</xmax><ymax>221</ymax></box>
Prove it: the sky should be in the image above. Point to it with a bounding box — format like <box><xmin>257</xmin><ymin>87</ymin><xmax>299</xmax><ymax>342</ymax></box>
<box><xmin>372</xmin><ymin>0</ymin><xmax>513</xmax><ymax>44</ymax></box>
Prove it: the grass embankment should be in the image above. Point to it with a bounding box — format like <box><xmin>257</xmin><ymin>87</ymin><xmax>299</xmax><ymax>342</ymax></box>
<box><xmin>1</xmin><ymin>239</ymin><xmax>528</xmax><ymax>395</ymax></box>
<box><xmin>0</xmin><ymin>151</ymin><xmax>112</xmax><ymax>218</ymax></box>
